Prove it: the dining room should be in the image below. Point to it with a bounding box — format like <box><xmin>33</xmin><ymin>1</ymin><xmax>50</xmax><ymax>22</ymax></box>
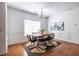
<box><xmin>1</xmin><ymin>2</ymin><xmax>79</xmax><ymax>56</ymax></box>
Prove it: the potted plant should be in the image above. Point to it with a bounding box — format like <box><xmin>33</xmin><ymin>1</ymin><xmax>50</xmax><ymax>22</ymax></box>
<box><xmin>40</xmin><ymin>28</ymin><xmax>46</xmax><ymax>34</ymax></box>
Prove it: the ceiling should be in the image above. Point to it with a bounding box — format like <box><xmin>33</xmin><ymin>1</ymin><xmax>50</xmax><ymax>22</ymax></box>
<box><xmin>7</xmin><ymin>2</ymin><xmax>79</xmax><ymax>17</ymax></box>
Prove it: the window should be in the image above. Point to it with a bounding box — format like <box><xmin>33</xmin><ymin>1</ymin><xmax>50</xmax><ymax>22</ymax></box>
<box><xmin>24</xmin><ymin>20</ymin><xmax>41</xmax><ymax>36</ymax></box>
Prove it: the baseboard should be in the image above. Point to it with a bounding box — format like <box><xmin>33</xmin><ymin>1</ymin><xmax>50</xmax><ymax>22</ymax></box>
<box><xmin>8</xmin><ymin>41</ymin><xmax>27</xmax><ymax>47</ymax></box>
<box><xmin>0</xmin><ymin>50</ymin><xmax>7</xmax><ymax>56</ymax></box>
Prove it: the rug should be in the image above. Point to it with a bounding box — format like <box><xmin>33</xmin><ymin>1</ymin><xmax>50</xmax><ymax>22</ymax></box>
<box><xmin>24</xmin><ymin>45</ymin><xmax>55</xmax><ymax>56</ymax></box>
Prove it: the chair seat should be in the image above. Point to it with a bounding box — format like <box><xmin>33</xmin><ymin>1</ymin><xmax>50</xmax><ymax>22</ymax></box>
<box><xmin>30</xmin><ymin>47</ymin><xmax>46</xmax><ymax>53</ymax></box>
<box><xmin>39</xmin><ymin>45</ymin><xmax>47</xmax><ymax>50</ymax></box>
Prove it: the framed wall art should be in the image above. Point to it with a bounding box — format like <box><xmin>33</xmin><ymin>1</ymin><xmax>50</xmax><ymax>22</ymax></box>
<box><xmin>50</xmin><ymin>22</ymin><xmax>64</xmax><ymax>31</ymax></box>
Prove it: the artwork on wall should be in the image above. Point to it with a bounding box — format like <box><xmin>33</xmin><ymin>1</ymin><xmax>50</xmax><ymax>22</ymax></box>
<box><xmin>50</xmin><ymin>22</ymin><xmax>64</xmax><ymax>31</ymax></box>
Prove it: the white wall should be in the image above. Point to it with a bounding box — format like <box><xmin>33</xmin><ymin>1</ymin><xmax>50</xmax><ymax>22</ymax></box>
<box><xmin>41</xmin><ymin>17</ymin><xmax>48</xmax><ymax>31</ymax></box>
<box><xmin>48</xmin><ymin>7</ymin><xmax>79</xmax><ymax>44</ymax></box>
<box><xmin>7</xmin><ymin>7</ymin><xmax>48</xmax><ymax>45</ymax></box>
<box><xmin>0</xmin><ymin>2</ymin><xmax>7</xmax><ymax>55</ymax></box>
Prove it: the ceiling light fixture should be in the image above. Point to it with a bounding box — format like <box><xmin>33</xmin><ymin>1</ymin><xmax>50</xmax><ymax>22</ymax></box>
<box><xmin>39</xmin><ymin>8</ymin><xmax>43</xmax><ymax>17</ymax></box>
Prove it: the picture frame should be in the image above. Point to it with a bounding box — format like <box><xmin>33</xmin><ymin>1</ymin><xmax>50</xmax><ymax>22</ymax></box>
<box><xmin>50</xmin><ymin>22</ymin><xmax>64</xmax><ymax>31</ymax></box>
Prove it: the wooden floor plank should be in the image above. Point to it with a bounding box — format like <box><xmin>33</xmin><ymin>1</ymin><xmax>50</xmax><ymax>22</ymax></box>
<box><xmin>2</xmin><ymin>39</ymin><xmax>79</xmax><ymax>56</ymax></box>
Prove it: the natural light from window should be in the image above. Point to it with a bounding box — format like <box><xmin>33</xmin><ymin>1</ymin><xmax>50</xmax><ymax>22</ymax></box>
<box><xmin>24</xmin><ymin>20</ymin><xmax>41</xmax><ymax>36</ymax></box>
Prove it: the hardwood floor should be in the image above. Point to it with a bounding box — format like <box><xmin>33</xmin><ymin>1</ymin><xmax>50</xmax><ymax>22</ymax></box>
<box><xmin>4</xmin><ymin>44</ymin><xmax>28</xmax><ymax>56</ymax></box>
<box><xmin>2</xmin><ymin>39</ymin><xmax>79</xmax><ymax>56</ymax></box>
<box><xmin>42</xmin><ymin>41</ymin><xmax>79</xmax><ymax>56</ymax></box>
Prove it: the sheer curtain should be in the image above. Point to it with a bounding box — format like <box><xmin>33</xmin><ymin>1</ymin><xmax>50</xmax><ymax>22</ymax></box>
<box><xmin>24</xmin><ymin>20</ymin><xmax>41</xmax><ymax>36</ymax></box>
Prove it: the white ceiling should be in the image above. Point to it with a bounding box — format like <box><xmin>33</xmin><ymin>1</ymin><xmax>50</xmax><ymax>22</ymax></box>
<box><xmin>7</xmin><ymin>2</ymin><xmax>79</xmax><ymax>17</ymax></box>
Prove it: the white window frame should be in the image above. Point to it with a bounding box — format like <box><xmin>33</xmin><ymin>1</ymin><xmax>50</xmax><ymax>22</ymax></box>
<box><xmin>24</xmin><ymin>19</ymin><xmax>41</xmax><ymax>36</ymax></box>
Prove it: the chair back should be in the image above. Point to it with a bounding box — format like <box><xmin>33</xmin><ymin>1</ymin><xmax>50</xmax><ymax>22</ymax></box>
<box><xmin>49</xmin><ymin>33</ymin><xmax>55</xmax><ymax>39</ymax></box>
<box><xmin>27</xmin><ymin>35</ymin><xmax>32</xmax><ymax>41</ymax></box>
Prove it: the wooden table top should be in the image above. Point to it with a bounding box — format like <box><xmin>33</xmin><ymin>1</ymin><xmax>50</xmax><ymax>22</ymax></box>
<box><xmin>32</xmin><ymin>32</ymin><xmax>54</xmax><ymax>37</ymax></box>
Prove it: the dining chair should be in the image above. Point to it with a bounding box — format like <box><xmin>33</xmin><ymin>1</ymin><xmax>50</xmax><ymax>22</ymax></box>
<box><xmin>27</xmin><ymin>35</ymin><xmax>37</xmax><ymax>49</ymax></box>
